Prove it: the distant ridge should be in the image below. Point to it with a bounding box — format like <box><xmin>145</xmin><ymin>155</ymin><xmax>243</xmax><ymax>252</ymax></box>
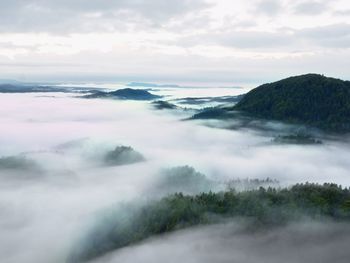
<box><xmin>127</xmin><ymin>82</ymin><xmax>180</xmax><ymax>88</ymax></box>
<box><xmin>233</xmin><ymin>74</ymin><xmax>350</xmax><ymax>131</ymax></box>
<box><xmin>191</xmin><ymin>74</ymin><xmax>350</xmax><ymax>132</ymax></box>
<box><xmin>84</xmin><ymin>88</ymin><xmax>161</xmax><ymax>100</ymax></box>
<box><xmin>0</xmin><ymin>84</ymin><xmax>67</xmax><ymax>93</ymax></box>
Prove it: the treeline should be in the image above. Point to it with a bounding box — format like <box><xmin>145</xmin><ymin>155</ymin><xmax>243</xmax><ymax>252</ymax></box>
<box><xmin>69</xmin><ymin>183</ymin><xmax>350</xmax><ymax>262</ymax></box>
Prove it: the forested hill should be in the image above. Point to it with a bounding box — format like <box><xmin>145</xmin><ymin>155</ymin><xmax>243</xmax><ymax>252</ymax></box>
<box><xmin>69</xmin><ymin>183</ymin><xmax>350</xmax><ymax>263</ymax></box>
<box><xmin>233</xmin><ymin>74</ymin><xmax>350</xmax><ymax>132</ymax></box>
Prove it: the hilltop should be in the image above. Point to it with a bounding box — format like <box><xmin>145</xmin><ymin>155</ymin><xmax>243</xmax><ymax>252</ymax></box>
<box><xmin>193</xmin><ymin>74</ymin><xmax>350</xmax><ymax>132</ymax></box>
<box><xmin>84</xmin><ymin>88</ymin><xmax>161</xmax><ymax>100</ymax></box>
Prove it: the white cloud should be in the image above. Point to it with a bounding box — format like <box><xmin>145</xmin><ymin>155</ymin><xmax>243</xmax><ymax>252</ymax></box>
<box><xmin>0</xmin><ymin>0</ymin><xmax>209</xmax><ymax>33</ymax></box>
<box><xmin>0</xmin><ymin>0</ymin><xmax>349</xmax><ymax>83</ymax></box>
<box><xmin>2</xmin><ymin>93</ymin><xmax>350</xmax><ymax>262</ymax></box>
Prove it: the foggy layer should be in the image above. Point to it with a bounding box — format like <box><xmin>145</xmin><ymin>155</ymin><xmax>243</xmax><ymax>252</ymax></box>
<box><xmin>90</xmin><ymin>221</ymin><xmax>350</xmax><ymax>263</ymax></box>
<box><xmin>1</xmin><ymin>90</ymin><xmax>350</xmax><ymax>263</ymax></box>
<box><xmin>1</xmin><ymin>92</ymin><xmax>350</xmax><ymax>186</ymax></box>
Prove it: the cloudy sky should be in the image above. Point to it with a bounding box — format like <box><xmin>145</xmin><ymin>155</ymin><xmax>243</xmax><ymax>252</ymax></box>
<box><xmin>0</xmin><ymin>0</ymin><xmax>349</xmax><ymax>84</ymax></box>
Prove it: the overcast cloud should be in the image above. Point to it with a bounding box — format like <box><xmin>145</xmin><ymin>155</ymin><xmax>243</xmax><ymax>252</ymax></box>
<box><xmin>0</xmin><ymin>0</ymin><xmax>349</xmax><ymax>84</ymax></box>
<box><xmin>294</xmin><ymin>1</ymin><xmax>328</xmax><ymax>15</ymax></box>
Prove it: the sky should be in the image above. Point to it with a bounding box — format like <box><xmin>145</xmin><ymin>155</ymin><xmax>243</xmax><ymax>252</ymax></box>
<box><xmin>0</xmin><ymin>0</ymin><xmax>349</xmax><ymax>84</ymax></box>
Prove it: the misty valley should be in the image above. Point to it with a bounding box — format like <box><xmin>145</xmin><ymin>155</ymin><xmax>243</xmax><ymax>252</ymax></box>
<box><xmin>1</xmin><ymin>75</ymin><xmax>350</xmax><ymax>263</ymax></box>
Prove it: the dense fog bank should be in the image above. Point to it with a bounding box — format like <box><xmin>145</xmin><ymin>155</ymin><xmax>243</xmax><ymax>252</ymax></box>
<box><xmin>1</xmin><ymin>90</ymin><xmax>350</xmax><ymax>263</ymax></box>
<box><xmin>91</xmin><ymin>221</ymin><xmax>350</xmax><ymax>263</ymax></box>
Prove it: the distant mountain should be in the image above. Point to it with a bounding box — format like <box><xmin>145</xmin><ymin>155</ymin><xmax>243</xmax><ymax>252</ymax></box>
<box><xmin>192</xmin><ymin>74</ymin><xmax>350</xmax><ymax>132</ymax></box>
<box><xmin>233</xmin><ymin>74</ymin><xmax>350</xmax><ymax>131</ymax></box>
<box><xmin>0</xmin><ymin>84</ymin><xmax>67</xmax><ymax>93</ymax></box>
<box><xmin>191</xmin><ymin>107</ymin><xmax>231</xmax><ymax>120</ymax></box>
<box><xmin>0</xmin><ymin>79</ymin><xmax>24</xmax><ymax>84</ymax></box>
<box><xmin>84</xmin><ymin>88</ymin><xmax>161</xmax><ymax>100</ymax></box>
<box><xmin>0</xmin><ymin>83</ymin><xmax>97</xmax><ymax>94</ymax></box>
<box><xmin>127</xmin><ymin>82</ymin><xmax>180</xmax><ymax>88</ymax></box>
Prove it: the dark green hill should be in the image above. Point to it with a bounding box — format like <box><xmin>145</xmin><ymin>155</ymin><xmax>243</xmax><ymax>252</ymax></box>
<box><xmin>151</xmin><ymin>100</ymin><xmax>178</xmax><ymax>110</ymax></box>
<box><xmin>109</xmin><ymin>88</ymin><xmax>160</xmax><ymax>100</ymax></box>
<box><xmin>69</xmin><ymin>183</ymin><xmax>350</xmax><ymax>263</ymax></box>
<box><xmin>104</xmin><ymin>146</ymin><xmax>145</xmax><ymax>166</ymax></box>
<box><xmin>233</xmin><ymin>74</ymin><xmax>350</xmax><ymax>131</ymax></box>
<box><xmin>0</xmin><ymin>84</ymin><xmax>67</xmax><ymax>93</ymax></box>
<box><xmin>84</xmin><ymin>88</ymin><xmax>161</xmax><ymax>100</ymax></box>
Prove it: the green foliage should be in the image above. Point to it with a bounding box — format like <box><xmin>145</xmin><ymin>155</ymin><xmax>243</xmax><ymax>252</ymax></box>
<box><xmin>190</xmin><ymin>107</ymin><xmax>231</xmax><ymax>119</ymax></box>
<box><xmin>155</xmin><ymin>166</ymin><xmax>217</xmax><ymax>195</ymax></box>
<box><xmin>233</xmin><ymin>74</ymin><xmax>350</xmax><ymax>132</ymax></box>
<box><xmin>84</xmin><ymin>88</ymin><xmax>161</xmax><ymax>100</ymax></box>
<box><xmin>151</xmin><ymin>100</ymin><xmax>178</xmax><ymax>110</ymax></box>
<box><xmin>104</xmin><ymin>146</ymin><xmax>145</xmax><ymax>166</ymax></box>
<box><xmin>226</xmin><ymin>178</ymin><xmax>279</xmax><ymax>191</ymax></box>
<box><xmin>0</xmin><ymin>156</ymin><xmax>39</xmax><ymax>171</ymax></box>
<box><xmin>273</xmin><ymin>133</ymin><xmax>322</xmax><ymax>145</ymax></box>
<box><xmin>69</xmin><ymin>183</ymin><xmax>350</xmax><ymax>262</ymax></box>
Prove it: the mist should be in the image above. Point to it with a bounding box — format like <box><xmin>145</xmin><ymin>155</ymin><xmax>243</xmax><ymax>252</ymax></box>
<box><xmin>1</xmin><ymin>89</ymin><xmax>350</xmax><ymax>263</ymax></box>
<box><xmin>91</xmin><ymin>221</ymin><xmax>350</xmax><ymax>263</ymax></box>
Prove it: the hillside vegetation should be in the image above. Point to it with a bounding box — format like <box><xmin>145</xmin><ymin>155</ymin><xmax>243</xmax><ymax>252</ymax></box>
<box><xmin>84</xmin><ymin>88</ymin><xmax>161</xmax><ymax>100</ymax></box>
<box><xmin>69</xmin><ymin>183</ymin><xmax>350</xmax><ymax>262</ymax></box>
<box><xmin>233</xmin><ymin>74</ymin><xmax>350</xmax><ymax>131</ymax></box>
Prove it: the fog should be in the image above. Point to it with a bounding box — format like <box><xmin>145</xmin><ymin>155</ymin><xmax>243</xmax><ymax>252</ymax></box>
<box><xmin>92</xmin><ymin>221</ymin><xmax>350</xmax><ymax>263</ymax></box>
<box><xmin>1</xmin><ymin>89</ymin><xmax>350</xmax><ymax>263</ymax></box>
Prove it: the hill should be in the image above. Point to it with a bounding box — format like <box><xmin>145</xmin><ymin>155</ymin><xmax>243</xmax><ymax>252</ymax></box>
<box><xmin>68</xmin><ymin>183</ymin><xmax>350</xmax><ymax>262</ymax></box>
<box><xmin>0</xmin><ymin>84</ymin><xmax>99</xmax><ymax>94</ymax></box>
<box><xmin>0</xmin><ymin>84</ymin><xmax>67</xmax><ymax>93</ymax></box>
<box><xmin>104</xmin><ymin>146</ymin><xmax>145</xmax><ymax>166</ymax></box>
<box><xmin>232</xmin><ymin>74</ymin><xmax>350</xmax><ymax>131</ymax></box>
<box><xmin>84</xmin><ymin>88</ymin><xmax>161</xmax><ymax>100</ymax></box>
<box><xmin>151</xmin><ymin>100</ymin><xmax>178</xmax><ymax>110</ymax></box>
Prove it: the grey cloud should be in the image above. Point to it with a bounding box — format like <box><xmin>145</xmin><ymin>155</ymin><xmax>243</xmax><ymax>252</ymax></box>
<box><xmin>0</xmin><ymin>0</ymin><xmax>209</xmax><ymax>33</ymax></box>
<box><xmin>0</xmin><ymin>42</ymin><xmax>38</xmax><ymax>52</ymax></box>
<box><xmin>233</xmin><ymin>20</ymin><xmax>258</xmax><ymax>29</ymax></box>
<box><xmin>176</xmin><ymin>23</ymin><xmax>350</xmax><ymax>51</ymax></box>
<box><xmin>299</xmin><ymin>23</ymin><xmax>350</xmax><ymax>39</ymax></box>
<box><xmin>216</xmin><ymin>31</ymin><xmax>294</xmax><ymax>49</ymax></box>
<box><xmin>220</xmin><ymin>23</ymin><xmax>350</xmax><ymax>50</ymax></box>
<box><xmin>334</xmin><ymin>9</ymin><xmax>350</xmax><ymax>16</ymax></box>
<box><xmin>294</xmin><ymin>1</ymin><xmax>328</xmax><ymax>15</ymax></box>
<box><xmin>318</xmin><ymin>37</ymin><xmax>350</xmax><ymax>48</ymax></box>
<box><xmin>177</xmin><ymin>30</ymin><xmax>294</xmax><ymax>50</ymax></box>
<box><xmin>254</xmin><ymin>0</ymin><xmax>282</xmax><ymax>16</ymax></box>
<box><xmin>298</xmin><ymin>23</ymin><xmax>350</xmax><ymax>48</ymax></box>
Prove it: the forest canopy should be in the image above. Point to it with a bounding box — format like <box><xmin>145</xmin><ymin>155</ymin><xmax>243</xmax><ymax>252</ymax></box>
<box><xmin>69</xmin><ymin>183</ymin><xmax>350</xmax><ymax>263</ymax></box>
